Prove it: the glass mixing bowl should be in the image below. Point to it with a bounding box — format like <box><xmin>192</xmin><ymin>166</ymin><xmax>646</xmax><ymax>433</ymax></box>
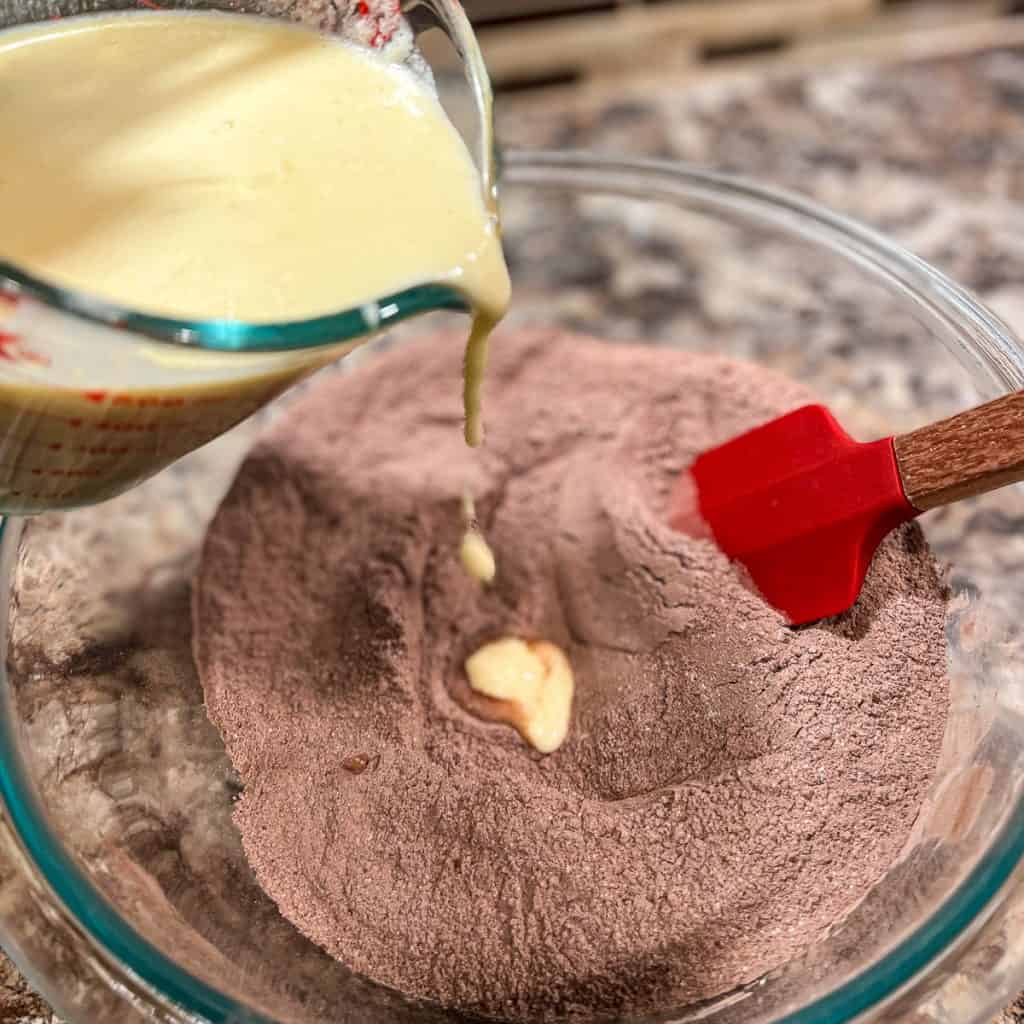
<box><xmin>0</xmin><ymin>151</ymin><xmax>1023</xmax><ymax>1024</ymax></box>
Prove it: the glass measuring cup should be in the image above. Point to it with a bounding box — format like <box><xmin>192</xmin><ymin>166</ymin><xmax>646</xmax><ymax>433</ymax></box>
<box><xmin>0</xmin><ymin>0</ymin><xmax>496</xmax><ymax>513</ymax></box>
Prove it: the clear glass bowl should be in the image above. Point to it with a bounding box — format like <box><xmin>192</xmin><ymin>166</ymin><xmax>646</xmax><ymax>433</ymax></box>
<box><xmin>1</xmin><ymin>151</ymin><xmax>1024</xmax><ymax>1024</ymax></box>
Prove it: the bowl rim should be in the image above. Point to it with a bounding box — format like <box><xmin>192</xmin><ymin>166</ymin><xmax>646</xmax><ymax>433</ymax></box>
<box><xmin>1</xmin><ymin>147</ymin><xmax>1024</xmax><ymax>1024</ymax></box>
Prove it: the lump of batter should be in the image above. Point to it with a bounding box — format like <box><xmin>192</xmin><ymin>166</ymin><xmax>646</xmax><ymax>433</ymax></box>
<box><xmin>193</xmin><ymin>328</ymin><xmax>949</xmax><ymax>1021</ymax></box>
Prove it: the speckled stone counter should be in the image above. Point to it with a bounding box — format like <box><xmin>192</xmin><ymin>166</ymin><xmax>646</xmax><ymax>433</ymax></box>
<box><xmin>6</xmin><ymin>28</ymin><xmax>1024</xmax><ymax>1024</ymax></box>
<box><xmin>498</xmin><ymin>42</ymin><xmax>1024</xmax><ymax>338</ymax></box>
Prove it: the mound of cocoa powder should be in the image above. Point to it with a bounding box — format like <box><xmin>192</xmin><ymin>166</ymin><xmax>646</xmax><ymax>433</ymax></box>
<box><xmin>193</xmin><ymin>328</ymin><xmax>949</xmax><ymax>1021</ymax></box>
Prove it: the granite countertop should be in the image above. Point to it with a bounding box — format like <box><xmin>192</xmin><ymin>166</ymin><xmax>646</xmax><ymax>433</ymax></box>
<box><xmin>6</xmin><ymin>21</ymin><xmax>1024</xmax><ymax>1024</ymax></box>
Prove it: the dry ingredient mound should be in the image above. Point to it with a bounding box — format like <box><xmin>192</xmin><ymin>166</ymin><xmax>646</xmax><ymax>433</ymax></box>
<box><xmin>193</xmin><ymin>328</ymin><xmax>949</xmax><ymax>1022</ymax></box>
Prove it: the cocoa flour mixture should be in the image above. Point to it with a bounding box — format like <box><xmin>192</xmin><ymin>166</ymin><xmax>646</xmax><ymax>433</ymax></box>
<box><xmin>193</xmin><ymin>328</ymin><xmax>949</xmax><ymax>1021</ymax></box>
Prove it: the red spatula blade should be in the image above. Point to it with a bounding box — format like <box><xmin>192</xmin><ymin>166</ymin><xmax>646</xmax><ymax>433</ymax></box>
<box><xmin>668</xmin><ymin>404</ymin><xmax>918</xmax><ymax>625</ymax></box>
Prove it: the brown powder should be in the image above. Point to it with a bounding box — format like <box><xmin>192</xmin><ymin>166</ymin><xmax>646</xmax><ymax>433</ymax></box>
<box><xmin>192</xmin><ymin>327</ymin><xmax>949</xmax><ymax>1021</ymax></box>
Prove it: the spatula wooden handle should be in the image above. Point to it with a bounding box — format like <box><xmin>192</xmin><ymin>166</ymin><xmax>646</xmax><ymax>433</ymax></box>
<box><xmin>894</xmin><ymin>389</ymin><xmax>1024</xmax><ymax>511</ymax></box>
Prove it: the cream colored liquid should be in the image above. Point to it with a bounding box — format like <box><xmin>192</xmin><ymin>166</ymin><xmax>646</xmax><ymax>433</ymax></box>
<box><xmin>0</xmin><ymin>12</ymin><xmax>509</xmax><ymax>507</ymax></box>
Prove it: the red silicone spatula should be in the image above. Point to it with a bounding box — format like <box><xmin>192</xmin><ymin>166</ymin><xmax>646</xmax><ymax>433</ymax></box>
<box><xmin>668</xmin><ymin>392</ymin><xmax>1024</xmax><ymax>625</ymax></box>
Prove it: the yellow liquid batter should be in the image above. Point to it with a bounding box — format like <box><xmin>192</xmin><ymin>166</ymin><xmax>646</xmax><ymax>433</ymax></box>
<box><xmin>0</xmin><ymin>11</ymin><xmax>509</xmax><ymax>507</ymax></box>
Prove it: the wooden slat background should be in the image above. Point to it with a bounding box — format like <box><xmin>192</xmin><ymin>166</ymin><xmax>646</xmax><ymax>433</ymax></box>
<box><xmin>452</xmin><ymin>0</ymin><xmax>1018</xmax><ymax>94</ymax></box>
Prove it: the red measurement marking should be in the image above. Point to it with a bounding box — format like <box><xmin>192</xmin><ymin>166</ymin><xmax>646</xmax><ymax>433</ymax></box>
<box><xmin>75</xmin><ymin>445</ymin><xmax>140</xmax><ymax>456</ymax></box>
<box><xmin>48</xmin><ymin>443</ymin><xmax>62</xmax><ymax>452</ymax></box>
<box><xmin>137</xmin><ymin>0</ymin><xmax>163</xmax><ymax>9</ymax></box>
<box><xmin>97</xmin><ymin>419</ymin><xmax>153</xmax><ymax>432</ymax></box>
<box><xmin>0</xmin><ymin>332</ymin><xmax>20</xmax><ymax>361</ymax></box>
<box><xmin>110</xmin><ymin>394</ymin><xmax>182</xmax><ymax>407</ymax></box>
<box><xmin>0</xmin><ymin>329</ymin><xmax>50</xmax><ymax>366</ymax></box>
<box><xmin>359</xmin><ymin>0</ymin><xmax>400</xmax><ymax>48</ymax></box>
<box><xmin>83</xmin><ymin>390</ymin><xmax>108</xmax><ymax>403</ymax></box>
<box><xmin>95</xmin><ymin>420</ymin><xmax>160</xmax><ymax>433</ymax></box>
<box><xmin>68</xmin><ymin>418</ymin><xmax>82</xmax><ymax>428</ymax></box>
